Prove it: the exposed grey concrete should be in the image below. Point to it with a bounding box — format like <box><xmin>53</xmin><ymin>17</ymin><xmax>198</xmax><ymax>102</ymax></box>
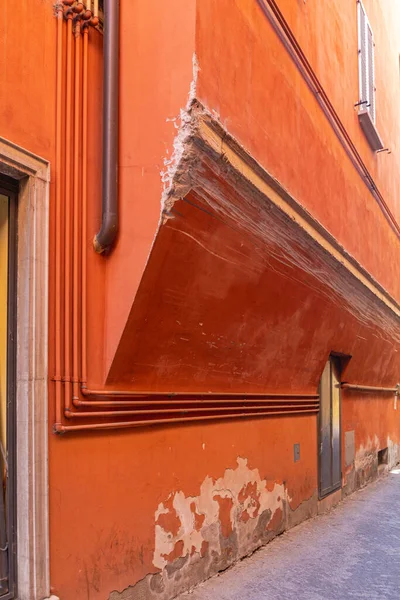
<box><xmin>345</xmin><ymin>430</ymin><xmax>355</xmax><ymax>467</ymax></box>
<box><xmin>178</xmin><ymin>472</ymin><xmax>400</xmax><ymax>600</ymax></box>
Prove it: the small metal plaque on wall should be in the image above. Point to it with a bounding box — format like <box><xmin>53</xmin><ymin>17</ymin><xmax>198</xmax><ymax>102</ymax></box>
<box><xmin>294</xmin><ymin>443</ymin><xmax>300</xmax><ymax>462</ymax></box>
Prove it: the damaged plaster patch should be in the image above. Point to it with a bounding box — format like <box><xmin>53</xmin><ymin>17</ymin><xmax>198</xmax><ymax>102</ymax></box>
<box><xmin>161</xmin><ymin>53</ymin><xmax>200</xmax><ymax>216</ymax></box>
<box><xmin>355</xmin><ymin>435</ymin><xmax>380</xmax><ymax>482</ymax></box>
<box><xmin>354</xmin><ymin>436</ymin><xmax>400</xmax><ymax>488</ymax></box>
<box><xmin>157</xmin><ymin>95</ymin><xmax>400</xmax><ymax>346</ymax></box>
<box><xmin>345</xmin><ymin>436</ymin><xmax>400</xmax><ymax>496</ymax></box>
<box><xmin>387</xmin><ymin>437</ymin><xmax>400</xmax><ymax>470</ymax></box>
<box><xmin>109</xmin><ymin>459</ymin><xmax>318</xmax><ymax>600</ymax></box>
<box><xmin>153</xmin><ymin>457</ymin><xmax>285</xmax><ymax>570</ymax></box>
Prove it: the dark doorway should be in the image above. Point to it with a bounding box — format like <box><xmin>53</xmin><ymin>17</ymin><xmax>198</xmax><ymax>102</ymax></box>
<box><xmin>318</xmin><ymin>356</ymin><xmax>342</xmax><ymax>499</ymax></box>
<box><xmin>0</xmin><ymin>175</ymin><xmax>17</xmax><ymax>599</ymax></box>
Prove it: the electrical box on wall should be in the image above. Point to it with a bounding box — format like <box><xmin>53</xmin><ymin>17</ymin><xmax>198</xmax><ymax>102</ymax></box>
<box><xmin>294</xmin><ymin>443</ymin><xmax>301</xmax><ymax>462</ymax></box>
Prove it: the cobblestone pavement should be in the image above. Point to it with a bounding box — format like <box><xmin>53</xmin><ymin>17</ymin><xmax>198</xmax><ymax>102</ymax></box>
<box><xmin>178</xmin><ymin>472</ymin><xmax>400</xmax><ymax>600</ymax></box>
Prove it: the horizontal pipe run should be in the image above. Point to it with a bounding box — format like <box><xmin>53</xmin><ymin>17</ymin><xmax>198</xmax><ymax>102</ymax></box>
<box><xmin>65</xmin><ymin>402</ymin><xmax>319</xmax><ymax>418</ymax></box>
<box><xmin>80</xmin><ymin>388</ymin><xmax>318</xmax><ymax>399</ymax></box>
<box><xmin>341</xmin><ymin>383</ymin><xmax>399</xmax><ymax>394</ymax></box>
<box><xmin>55</xmin><ymin>407</ymin><xmax>319</xmax><ymax>433</ymax></box>
<box><xmin>74</xmin><ymin>395</ymin><xmax>318</xmax><ymax>407</ymax></box>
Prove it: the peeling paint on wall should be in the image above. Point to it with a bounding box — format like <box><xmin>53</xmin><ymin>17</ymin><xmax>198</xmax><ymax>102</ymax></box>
<box><xmin>153</xmin><ymin>457</ymin><xmax>285</xmax><ymax>570</ymax></box>
<box><xmin>109</xmin><ymin>458</ymin><xmax>318</xmax><ymax>600</ymax></box>
<box><xmin>387</xmin><ymin>437</ymin><xmax>399</xmax><ymax>469</ymax></box>
<box><xmin>354</xmin><ymin>435</ymin><xmax>380</xmax><ymax>488</ymax></box>
<box><xmin>350</xmin><ymin>436</ymin><xmax>400</xmax><ymax>491</ymax></box>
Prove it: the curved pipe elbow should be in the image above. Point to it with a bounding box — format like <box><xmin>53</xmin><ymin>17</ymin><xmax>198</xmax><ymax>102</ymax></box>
<box><xmin>93</xmin><ymin>211</ymin><xmax>118</xmax><ymax>254</ymax></box>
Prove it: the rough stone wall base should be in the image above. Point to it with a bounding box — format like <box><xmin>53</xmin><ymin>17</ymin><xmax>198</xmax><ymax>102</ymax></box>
<box><xmin>343</xmin><ymin>439</ymin><xmax>400</xmax><ymax>498</ymax></box>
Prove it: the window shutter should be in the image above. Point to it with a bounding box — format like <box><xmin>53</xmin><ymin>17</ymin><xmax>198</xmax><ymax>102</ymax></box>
<box><xmin>357</xmin><ymin>1</ymin><xmax>376</xmax><ymax>123</ymax></box>
<box><xmin>358</xmin><ymin>2</ymin><xmax>368</xmax><ymax>106</ymax></box>
<box><xmin>367</xmin><ymin>23</ymin><xmax>375</xmax><ymax>122</ymax></box>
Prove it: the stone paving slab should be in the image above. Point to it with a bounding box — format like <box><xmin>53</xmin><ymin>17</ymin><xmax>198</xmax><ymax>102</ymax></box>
<box><xmin>178</xmin><ymin>472</ymin><xmax>400</xmax><ymax>600</ymax></box>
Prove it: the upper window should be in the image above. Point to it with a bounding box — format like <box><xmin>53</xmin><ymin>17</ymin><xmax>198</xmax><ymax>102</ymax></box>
<box><xmin>357</xmin><ymin>1</ymin><xmax>383</xmax><ymax>151</ymax></box>
<box><xmin>357</xmin><ymin>1</ymin><xmax>375</xmax><ymax>122</ymax></box>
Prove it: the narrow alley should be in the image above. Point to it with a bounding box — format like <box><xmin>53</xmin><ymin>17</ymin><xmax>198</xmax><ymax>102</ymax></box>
<box><xmin>2</xmin><ymin>2</ymin><xmax>400</xmax><ymax>598</ymax></box>
<box><xmin>179</xmin><ymin>472</ymin><xmax>400</xmax><ymax>600</ymax></box>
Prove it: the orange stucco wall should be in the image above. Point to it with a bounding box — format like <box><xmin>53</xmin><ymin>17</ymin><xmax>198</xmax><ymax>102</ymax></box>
<box><xmin>50</xmin><ymin>416</ymin><xmax>317</xmax><ymax>597</ymax></box>
<box><xmin>0</xmin><ymin>1</ymin><xmax>399</xmax><ymax>599</ymax></box>
<box><xmin>102</xmin><ymin>0</ymin><xmax>196</xmax><ymax>376</ymax></box>
<box><xmin>195</xmin><ymin>0</ymin><xmax>400</xmax><ymax>301</ymax></box>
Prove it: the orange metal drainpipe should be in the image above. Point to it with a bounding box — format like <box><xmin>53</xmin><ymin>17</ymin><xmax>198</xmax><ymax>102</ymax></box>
<box><xmin>81</xmin><ymin>23</ymin><xmax>89</xmax><ymax>387</ymax></box>
<box><xmin>72</xmin><ymin>16</ymin><xmax>82</xmax><ymax>406</ymax></box>
<box><xmin>64</xmin><ymin>404</ymin><xmax>320</xmax><ymax>419</ymax></box>
<box><xmin>341</xmin><ymin>383</ymin><xmax>399</xmax><ymax>394</ymax></box>
<box><xmin>57</xmin><ymin>386</ymin><xmax>319</xmax><ymax>432</ymax></box>
<box><xmin>56</xmin><ymin>408</ymin><xmax>320</xmax><ymax>433</ymax></box>
<box><xmin>74</xmin><ymin>392</ymin><xmax>319</xmax><ymax>407</ymax></box>
<box><xmin>55</xmin><ymin>1</ymin><xmax>92</xmax><ymax>424</ymax></box>
<box><xmin>74</xmin><ymin>399</ymin><xmax>317</xmax><ymax>406</ymax></box>
<box><xmin>79</xmin><ymin>391</ymin><xmax>318</xmax><ymax>398</ymax></box>
<box><xmin>55</xmin><ymin>4</ymin><xmax>64</xmax><ymax>426</ymax></box>
<box><xmin>63</xmin><ymin>10</ymin><xmax>74</xmax><ymax>412</ymax></box>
